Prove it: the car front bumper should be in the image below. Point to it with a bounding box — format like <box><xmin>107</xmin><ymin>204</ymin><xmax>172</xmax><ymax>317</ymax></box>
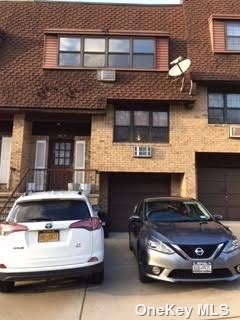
<box><xmin>0</xmin><ymin>262</ymin><xmax>103</xmax><ymax>282</ymax></box>
<box><xmin>144</xmin><ymin>247</ymin><xmax>240</xmax><ymax>282</ymax></box>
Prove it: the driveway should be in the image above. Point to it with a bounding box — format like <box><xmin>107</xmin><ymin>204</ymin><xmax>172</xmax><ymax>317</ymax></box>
<box><xmin>0</xmin><ymin>231</ymin><xmax>240</xmax><ymax>320</ymax></box>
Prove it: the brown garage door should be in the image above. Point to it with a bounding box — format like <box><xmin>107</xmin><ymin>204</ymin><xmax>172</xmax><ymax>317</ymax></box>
<box><xmin>198</xmin><ymin>168</ymin><xmax>240</xmax><ymax>220</ymax></box>
<box><xmin>109</xmin><ymin>173</ymin><xmax>170</xmax><ymax>231</ymax></box>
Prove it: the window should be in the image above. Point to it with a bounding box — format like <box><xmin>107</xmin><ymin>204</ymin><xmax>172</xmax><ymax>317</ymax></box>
<box><xmin>58</xmin><ymin>36</ymin><xmax>155</xmax><ymax>69</ymax></box>
<box><xmin>208</xmin><ymin>93</ymin><xmax>240</xmax><ymax>124</ymax></box>
<box><xmin>114</xmin><ymin>109</ymin><xmax>169</xmax><ymax>143</ymax></box>
<box><xmin>226</xmin><ymin>23</ymin><xmax>240</xmax><ymax>51</ymax></box>
<box><xmin>84</xmin><ymin>38</ymin><xmax>106</xmax><ymax>67</ymax></box>
<box><xmin>59</xmin><ymin>37</ymin><xmax>81</xmax><ymax>67</ymax></box>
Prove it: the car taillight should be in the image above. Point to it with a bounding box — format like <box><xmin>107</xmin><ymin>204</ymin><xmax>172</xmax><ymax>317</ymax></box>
<box><xmin>69</xmin><ymin>218</ymin><xmax>101</xmax><ymax>231</ymax></box>
<box><xmin>0</xmin><ymin>223</ymin><xmax>28</xmax><ymax>236</ymax></box>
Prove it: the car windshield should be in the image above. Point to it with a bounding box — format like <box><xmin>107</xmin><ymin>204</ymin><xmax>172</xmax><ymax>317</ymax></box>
<box><xmin>146</xmin><ymin>201</ymin><xmax>212</xmax><ymax>223</ymax></box>
<box><xmin>8</xmin><ymin>200</ymin><xmax>90</xmax><ymax>223</ymax></box>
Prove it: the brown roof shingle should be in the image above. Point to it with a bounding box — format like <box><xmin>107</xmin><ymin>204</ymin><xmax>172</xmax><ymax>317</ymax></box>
<box><xmin>0</xmin><ymin>1</ymin><xmax>192</xmax><ymax>110</ymax></box>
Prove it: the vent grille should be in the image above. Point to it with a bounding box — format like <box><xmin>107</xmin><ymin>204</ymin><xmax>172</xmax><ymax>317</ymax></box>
<box><xmin>229</xmin><ymin>126</ymin><xmax>240</xmax><ymax>138</ymax></box>
<box><xmin>133</xmin><ymin>146</ymin><xmax>152</xmax><ymax>158</ymax></box>
<box><xmin>97</xmin><ymin>70</ymin><xmax>116</xmax><ymax>82</ymax></box>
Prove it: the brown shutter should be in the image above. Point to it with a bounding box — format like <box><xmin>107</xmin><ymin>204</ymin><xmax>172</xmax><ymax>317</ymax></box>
<box><xmin>156</xmin><ymin>38</ymin><xmax>169</xmax><ymax>71</ymax></box>
<box><xmin>210</xmin><ymin>20</ymin><xmax>226</xmax><ymax>53</ymax></box>
<box><xmin>43</xmin><ymin>35</ymin><xmax>58</xmax><ymax>68</ymax></box>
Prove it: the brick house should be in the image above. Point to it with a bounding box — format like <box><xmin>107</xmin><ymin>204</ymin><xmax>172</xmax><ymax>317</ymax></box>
<box><xmin>1</xmin><ymin>0</ymin><xmax>240</xmax><ymax>231</ymax></box>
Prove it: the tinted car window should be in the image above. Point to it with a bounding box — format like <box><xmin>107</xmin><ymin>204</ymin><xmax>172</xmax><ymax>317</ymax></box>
<box><xmin>8</xmin><ymin>200</ymin><xmax>90</xmax><ymax>223</ymax></box>
<box><xmin>146</xmin><ymin>201</ymin><xmax>212</xmax><ymax>223</ymax></box>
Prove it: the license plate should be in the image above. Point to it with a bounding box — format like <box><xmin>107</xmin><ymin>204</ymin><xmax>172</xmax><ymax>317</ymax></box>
<box><xmin>192</xmin><ymin>262</ymin><xmax>212</xmax><ymax>274</ymax></box>
<box><xmin>38</xmin><ymin>230</ymin><xmax>59</xmax><ymax>242</ymax></box>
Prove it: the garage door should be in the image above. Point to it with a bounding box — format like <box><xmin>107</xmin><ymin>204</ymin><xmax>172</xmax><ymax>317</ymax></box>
<box><xmin>198</xmin><ymin>168</ymin><xmax>240</xmax><ymax>220</ymax></box>
<box><xmin>109</xmin><ymin>173</ymin><xmax>170</xmax><ymax>231</ymax></box>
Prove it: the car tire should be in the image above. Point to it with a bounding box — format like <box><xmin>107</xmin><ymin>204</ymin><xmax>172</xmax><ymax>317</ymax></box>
<box><xmin>138</xmin><ymin>251</ymin><xmax>152</xmax><ymax>284</ymax></box>
<box><xmin>89</xmin><ymin>269</ymin><xmax>104</xmax><ymax>285</ymax></box>
<box><xmin>0</xmin><ymin>281</ymin><xmax>14</xmax><ymax>293</ymax></box>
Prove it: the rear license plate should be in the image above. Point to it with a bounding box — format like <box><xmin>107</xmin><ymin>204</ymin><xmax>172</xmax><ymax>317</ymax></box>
<box><xmin>38</xmin><ymin>230</ymin><xmax>59</xmax><ymax>242</ymax></box>
<box><xmin>192</xmin><ymin>262</ymin><xmax>212</xmax><ymax>274</ymax></box>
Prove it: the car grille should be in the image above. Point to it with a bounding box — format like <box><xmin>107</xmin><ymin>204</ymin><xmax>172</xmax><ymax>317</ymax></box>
<box><xmin>177</xmin><ymin>244</ymin><xmax>219</xmax><ymax>259</ymax></box>
<box><xmin>169</xmin><ymin>269</ymin><xmax>232</xmax><ymax>280</ymax></box>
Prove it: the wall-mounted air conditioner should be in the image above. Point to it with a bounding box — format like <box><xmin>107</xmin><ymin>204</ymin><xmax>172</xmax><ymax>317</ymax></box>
<box><xmin>133</xmin><ymin>146</ymin><xmax>152</xmax><ymax>158</ymax></box>
<box><xmin>229</xmin><ymin>126</ymin><xmax>240</xmax><ymax>138</ymax></box>
<box><xmin>97</xmin><ymin>70</ymin><xmax>116</xmax><ymax>82</ymax></box>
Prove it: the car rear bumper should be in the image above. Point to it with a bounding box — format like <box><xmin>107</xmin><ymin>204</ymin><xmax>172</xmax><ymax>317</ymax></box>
<box><xmin>144</xmin><ymin>247</ymin><xmax>240</xmax><ymax>282</ymax></box>
<box><xmin>0</xmin><ymin>262</ymin><xmax>103</xmax><ymax>282</ymax></box>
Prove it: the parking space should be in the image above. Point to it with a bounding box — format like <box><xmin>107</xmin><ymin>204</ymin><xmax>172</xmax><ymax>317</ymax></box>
<box><xmin>0</xmin><ymin>232</ymin><xmax>240</xmax><ymax>320</ymax></box>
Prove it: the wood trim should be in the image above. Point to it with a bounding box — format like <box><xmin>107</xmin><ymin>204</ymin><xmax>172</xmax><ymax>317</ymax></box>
<box><xmin>209</xmin><ymin>14</ymin><xmax>240</xmax><ymax>22</ymax></box>
<box><xmin>43</xmin><ymin>35</ymin><xmax>58</xmax><ymax>68</ymax></box>
<box><xmin>156</xmin><ymin>38</ymin><xmax>169</xmax><ymax>71</ymax></box>
<box><xmin>44</xmin><ymin>29</ymin><xmax>169</xmax><ymax>37</ymax></box>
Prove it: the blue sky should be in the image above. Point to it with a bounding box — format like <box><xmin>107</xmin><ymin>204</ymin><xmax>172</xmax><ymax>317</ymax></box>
<box><xmin>54</xmin><ymin>0</ymin><xmax>180</xmax><ymax>4</ymax></box>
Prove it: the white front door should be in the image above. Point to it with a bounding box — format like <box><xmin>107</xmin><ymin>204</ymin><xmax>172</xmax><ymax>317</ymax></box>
<box><xmin>0</xmin><ymin>137</ymin><xmax>12</xmax><ymax>186</ymax></box>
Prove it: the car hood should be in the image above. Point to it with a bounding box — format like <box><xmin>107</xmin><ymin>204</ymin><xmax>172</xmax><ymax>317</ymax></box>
<box><xmin>147</xmin><ymin>221</ymin><xmax>233</xmax><ymax>245</ymax></box>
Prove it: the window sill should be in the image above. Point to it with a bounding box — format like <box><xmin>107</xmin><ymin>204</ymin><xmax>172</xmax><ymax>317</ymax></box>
<box><xmin>43</xmin><ymin>66</ymin><xmax>168</xmax><ymax>72</ymax></box>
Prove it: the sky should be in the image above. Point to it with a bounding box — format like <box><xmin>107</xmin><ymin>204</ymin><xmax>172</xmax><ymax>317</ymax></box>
<box><xmin>53</xmin><ymin>0</ymin><xmax>180</xmax><ymax>4</ymax></box>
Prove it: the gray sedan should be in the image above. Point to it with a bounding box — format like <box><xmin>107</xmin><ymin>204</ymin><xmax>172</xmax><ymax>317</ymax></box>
<box><xmin>128</xmin><ymin>197</ymin><xmax>240</xmax><ymax>283</ymax></box>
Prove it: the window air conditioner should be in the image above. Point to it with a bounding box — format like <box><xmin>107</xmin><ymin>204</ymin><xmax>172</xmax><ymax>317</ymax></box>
<box><xmin>133</xmin><ymin>146</ymin><xmax>152</xmax><ymax>158</ymax></box>
<box><xmin>97</xmin><ymin>70</ymin><xmax>116</xmax><ymax>82</ymax></box>
<box><xmin>229</xmin><ymin>126</ymin><xmax>240</xmax><ymax>138</ymax></box>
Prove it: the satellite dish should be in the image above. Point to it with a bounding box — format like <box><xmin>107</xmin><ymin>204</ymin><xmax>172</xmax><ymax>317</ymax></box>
<box><xmin>168</xmin><ymin>56</ymin><xmax>192</xmax><ymax>92</ymax></box>
<box><xmin>169</xmin><ymin>57</ymin><xmax>192</xmax><ymax>77</ymax></box>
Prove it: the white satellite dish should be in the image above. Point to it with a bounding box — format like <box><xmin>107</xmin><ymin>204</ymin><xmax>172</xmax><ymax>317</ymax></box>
<box><xmin>169</xmin><ymin>57</ymin><xmax>192</xmax><ymax>77</ymax></box>
<box><xmin>168</xmin><ymin>56</ymin><xmax>192</xmax><ymax>92</ymax></box>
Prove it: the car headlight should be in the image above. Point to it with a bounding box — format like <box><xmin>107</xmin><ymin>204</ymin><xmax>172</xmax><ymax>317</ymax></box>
<box><xmin>223</xmin><ymin>239</ymin><xmax>240</xmax><ymax>253</ymax></box>
<box><xmin>146</xmin><ymin>237</ymin><xmax>174</xmax><ymax>254</ymax></box>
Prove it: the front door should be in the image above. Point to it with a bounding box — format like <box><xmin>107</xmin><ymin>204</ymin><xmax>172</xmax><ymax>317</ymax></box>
<box><xmin>48</xmin><ymin>140</ymin><xmax>73</xmax><ymax>190</ymax></box>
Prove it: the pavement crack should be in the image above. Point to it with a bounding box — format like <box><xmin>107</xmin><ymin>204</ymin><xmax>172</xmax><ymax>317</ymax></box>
<box><xmin>79</xmin><ymin>281</ymin><xmax>88</xmax><ymax>320</ymax></box>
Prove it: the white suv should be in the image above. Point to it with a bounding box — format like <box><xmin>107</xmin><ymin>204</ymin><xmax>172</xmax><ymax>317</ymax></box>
<box><xmin>0</xmin><ymin>191</ymin><xmax>104</xmax><ymax>292</ymax></box>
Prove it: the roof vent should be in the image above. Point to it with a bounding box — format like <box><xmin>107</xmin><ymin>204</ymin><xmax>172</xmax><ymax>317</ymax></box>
<box><xmin>97</xmin><ymin>70</ymin><xmax>116</xmax><ymax>82</ymax></box>
<box><xmin>133</xmin><ymin>146</ymin><xmax>152</xmax><ymax>158</ymax></box>
<box><xmin>229</xmin><ymin>126</ymin><xmax>240</xmax><ymax>138</ymax></box>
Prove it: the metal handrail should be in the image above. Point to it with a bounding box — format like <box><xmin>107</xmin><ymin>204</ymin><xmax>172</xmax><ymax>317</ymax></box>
<box><xmin>0</xmin><ymin>168</ymin><xmax>30</xmax><ymax>217</ymax></box>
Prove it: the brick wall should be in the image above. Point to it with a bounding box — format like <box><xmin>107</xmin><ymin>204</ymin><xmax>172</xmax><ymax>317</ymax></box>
<box><xmin>90</xmin><ymin>87</ymin><xmax>240</xmax><ymax>207</ymax></box>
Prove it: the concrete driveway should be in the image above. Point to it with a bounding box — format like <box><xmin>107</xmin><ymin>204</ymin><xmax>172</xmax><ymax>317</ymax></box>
<box><xmin>0</xmin><ymin>231</ymin><xmax>240</xmax><ymax>320</ymax></box>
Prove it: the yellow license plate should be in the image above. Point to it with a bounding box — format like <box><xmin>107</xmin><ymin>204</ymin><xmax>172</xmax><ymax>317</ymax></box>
<box><xmin>38</xmin><ymin>230</ymin><xmax>59</xmax><ymax>242</ymax></box>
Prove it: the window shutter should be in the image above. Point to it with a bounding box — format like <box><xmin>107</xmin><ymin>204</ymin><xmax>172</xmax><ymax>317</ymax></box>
<box><xmin>212</xmin><ymin>20</ymin><xmax>226</xmax><ymax>52</ymax></box>
<box><xmin>74</xmin><ymin>140</ymin><xmax>85</xmax><ymax>184</ymax></box>
<box><xmin>156</xmin><ymin>38</ymin><xmax>169</xmax><ymax>71</ymax></box>
<box><xmin>0</xmin><ymin>137</ymin><xmax>12</xmax><ymax>185</ymax></box>
<box><xmin>43</xmin><ymin>35</ymin><xmax>58</xmax><ymax>68</ymax></box>
<box><xmin>34</xmin><ymin>140</ymin><xmax>47</xmax><ymax>191</ymax></box>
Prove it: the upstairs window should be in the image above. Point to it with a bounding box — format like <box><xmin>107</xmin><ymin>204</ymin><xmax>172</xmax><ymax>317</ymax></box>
<box><xmin>209</xmin><ymin>15</ymin><xmax>240</xmax><ymax>53</ymax></box>
<box><xmin>58</xmin><ymin>36</ymin><xmax>155</xmax><ymax>69</ymax></box>
<box><xmin>114</xmin><ymin>109</ymin><xmax>169</xmax><ymax>143</ymax></box>
<box><xmin>208</xmin><ymin>93</ymin><xmax>240</xmax><ymax>124</ymax></box>
<box><xmin>226</xmin><ymin>23</ymin><xmax>240</xmax><ymax>51</ymax></box>
<box><xmin>59</xmin><ymin>37</ymin><xmax>81</xmax><ymax>67</ymax></box>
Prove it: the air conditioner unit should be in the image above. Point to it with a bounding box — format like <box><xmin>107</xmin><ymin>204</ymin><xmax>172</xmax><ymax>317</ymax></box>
<box><xmin>229</xmin><ymin>126</ymin><xmax>240</xmax><ymax>138</ymax></box>
<box><xmin>97</xmin><ymin>70</ymin><xmax>116</xmax><ymax>82</ymax></box>
<box><xmin>133</xmin><ymin>146</ymin><xmax>152</xmax><ymax>158</ymax></box>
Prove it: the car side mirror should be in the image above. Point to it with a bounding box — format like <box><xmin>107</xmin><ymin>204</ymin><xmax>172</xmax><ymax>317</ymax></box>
<box><xmin>129</xmin><ymin>215</ymin><xmax>141</xmax><ymax>223</ymax></box>
<box><xmin>213</xmin><ymin>214</ymin><xmax>223</xmax><ymax>221</ymax></box>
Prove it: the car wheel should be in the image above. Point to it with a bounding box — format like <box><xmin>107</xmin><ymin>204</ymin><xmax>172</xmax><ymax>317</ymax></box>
<box><xmin>137</xmin><ymin>250</ymin><xmax>151</xmax><ymax>284</ymax></box>
<box><xmin>0</xmin><ymin>281</ymin><xmax>14</xmax><ymax>293</ymax></box>
<box><xmin>89</xmin><ymin>269</ymin><xmax>104</xmax><ymax>285</ymax></box>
